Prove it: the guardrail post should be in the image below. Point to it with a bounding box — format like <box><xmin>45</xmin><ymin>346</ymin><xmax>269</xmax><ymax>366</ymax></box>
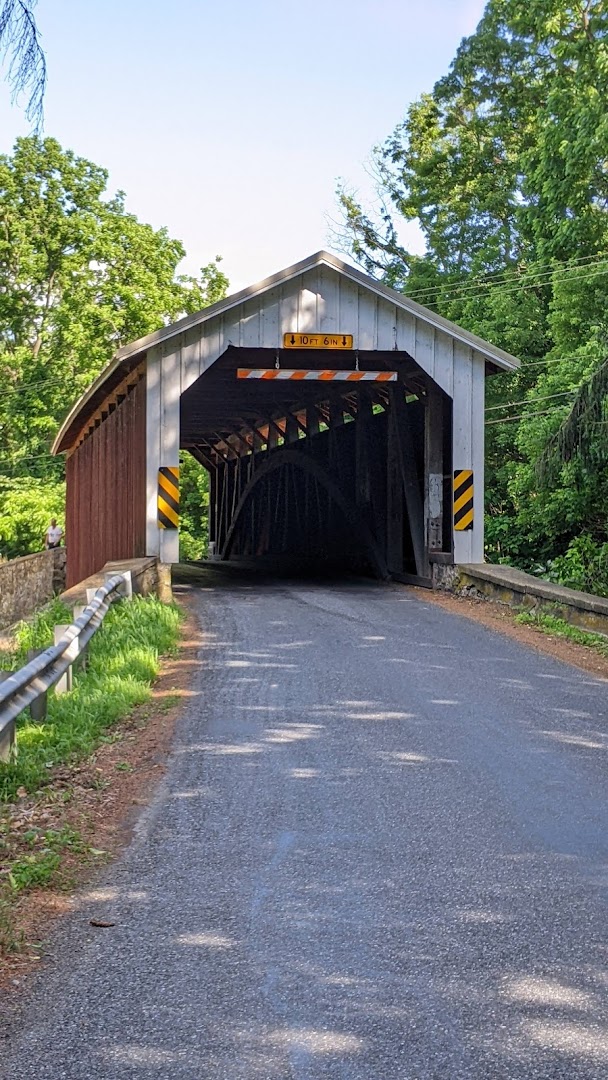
<box><xmin>54</xmin><ymin>626</ymin><xmax>79</xmax><ymax>694</ymax></box>
<box><xmin>0</xmin><ymin>574</ymin><xmax>126</xmax><ymax>742</ymax></box>
<box><xmin>0</xmin><ymin>673</ymin><xmax>16</xmax><ymax>760</ymax></box>
<box><xmin>105</xmin><ymin>570</ymin><xmax>132</xmax><ymax>599</ymax></box>
<box><xmin>26</xmin><ymin>648</ymin><xmax>48</xmax><ymax>721</ymax></box>
<box><xmin>0</xmin><ymin>672</ymin><xmax>16</xmax><ymax>761</ymax></box>
<box><xmin>73</xmin><ymin>606</ymin><xmax>89</xmax><ymax>671</ymax></box>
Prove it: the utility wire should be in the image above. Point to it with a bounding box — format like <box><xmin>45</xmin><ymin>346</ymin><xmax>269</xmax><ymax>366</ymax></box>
<box><xmin>407</xmin><ymin>265</ymin><xmax>608</xmax><ymax>307</ymax></box>
<box><xmin>0</xmin><ymin>377</ymin><xmax>86</xmax><ymax>399</ymax></box>
<box><xmin>485</xmin><ymin>406</ymin><xmax>569</xmax><ymax>426</ymax></box>
<box><xmin>405</xmin><ymin>250</ymin><xmax>608</xmax><ymax>298</ymax></box>
<box><xmin>501</xmin><ymin>353</ymin><xmax>607</xmax><ymax>371</ymax></box>
<box><xmin>0</xmin><ymin>451</ymin><xmax>58</xmax><ymax>465</ymax></box>
<box><xmin>486</xmin><ymin>390</ymin><xmax>577</xmax><ymax>412</ymax></box>
<box><xmin>403</xmin><ymin>251</ymin><xmax>608</xmax><ymax>303</ymax></box>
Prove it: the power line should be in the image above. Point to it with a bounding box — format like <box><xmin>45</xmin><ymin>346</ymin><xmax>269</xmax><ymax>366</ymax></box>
<box><xmin>486</xmin><ymin>390</ymin><xmax>576</xmax><ymax>412</ymax></box>
<box><xmin>0</xmin><ymin>451</ymin><xmax>58</xmax><ymax>466</ymax></box>
<box><xmin>502</xmin><ymin>352</ymin><xmax>607</xmax><ymax>372</ymax></box>
<box><xmin>409</xmin><ymin>259</ymin><xmax>604</xmax><ymax>303</ymax></box>
<box><xmin>403</xmin><ymin>251</ymin><xmax>608</xmax><ymax>304</ymax></box>
<box><xmin>408</xmin><ymin>265</ymin><xmax>608</xmax><ymax>308</ymax></box>
<box><xmin>0</xmin><ymin>377</ymin><xmax>87</xmax><ymax>399</ymax></box>
<box><xmin>486</xmin><ymin>406</ymin><xmax>569</xmax><ymax>426</ymax></box>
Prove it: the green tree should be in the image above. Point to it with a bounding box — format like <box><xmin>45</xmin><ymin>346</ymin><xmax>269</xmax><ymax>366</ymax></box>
<box><xmin>337</xmin><ymin>0</ymin><xmax>608</xmax><ymax>587</ymax></box>
<box><xmin>0</xmin><ymin>135</ymin><xmax>228</xmax><ymax>553</ymax></box>
<box><xmin>0</xmin><ymin>0</ymin><xmax>45</xmax><ymax>127</ymax></box>
<box><xmin>0</xmin><ymin>475</ymin><xmax>64</xmax><ymax>558</ymax></box>
<box><xmin>0</xmin><ymin>135</ymin><xmax>228</xmax><ymax>475</ymax></box>
<box><xmin>179</xmin><ymin>453</ymin><xmax>210</xmax><ymax>562</ymax></box>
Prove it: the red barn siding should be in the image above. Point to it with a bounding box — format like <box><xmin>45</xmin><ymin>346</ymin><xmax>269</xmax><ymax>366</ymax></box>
<box><xmin>65</xmin><ymin>376</ymin><xmax>147</xmax><ymax>587</ymax></box>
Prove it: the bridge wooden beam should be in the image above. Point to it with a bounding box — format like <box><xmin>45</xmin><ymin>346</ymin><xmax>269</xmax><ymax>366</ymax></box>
<box><xmin>390</xmin><ymin>390</ymin><xmax>426</xmax><ymax>578</ymax></box>
<box><xmin>425</xmin><ymin>384</ymin><xmax>445</xmax><ymax>557</ymax></box>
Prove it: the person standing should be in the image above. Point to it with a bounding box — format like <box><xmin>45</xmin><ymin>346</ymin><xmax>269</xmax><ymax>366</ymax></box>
<box><xmin>44</xmin><ymin>518</ymin><xmax>63</xmax><ymax>549</ymax></box>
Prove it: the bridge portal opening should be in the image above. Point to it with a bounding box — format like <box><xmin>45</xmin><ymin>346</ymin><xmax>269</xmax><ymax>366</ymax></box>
<box><xmin>180</xmin><ymin>346</ymin><xmax>452</xmax><ymax>583</ymax></box>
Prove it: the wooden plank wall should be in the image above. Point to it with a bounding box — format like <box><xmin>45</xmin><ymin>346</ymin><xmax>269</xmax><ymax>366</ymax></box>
<box><xmin>65</xmin><ymin>376</ymin><xmax>147</xmax><ymax>587</ymax></box>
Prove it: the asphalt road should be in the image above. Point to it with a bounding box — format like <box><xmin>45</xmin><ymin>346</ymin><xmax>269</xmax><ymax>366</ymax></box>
<box><xmin>2</xmin><ymin>571</ymin><xmax>608</xmax><ymax>1079</ymax></box>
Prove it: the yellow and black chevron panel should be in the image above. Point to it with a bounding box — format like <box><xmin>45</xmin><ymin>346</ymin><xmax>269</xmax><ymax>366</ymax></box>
<box><xmin>158</xmin><ymin>466</ymin><xmax>179</xmax><ymax>529</ymax></box>
<box><xmin>453</xmin><ymin>469</ymin><xmax>474</xmax><ymax>531</ymax></box>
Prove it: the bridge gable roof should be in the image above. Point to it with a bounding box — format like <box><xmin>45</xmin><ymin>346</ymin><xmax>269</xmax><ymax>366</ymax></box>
<box><xmin>53</xmin><ymin>250</ymin><xmax>519</xmax><ymax>453</ymax></box>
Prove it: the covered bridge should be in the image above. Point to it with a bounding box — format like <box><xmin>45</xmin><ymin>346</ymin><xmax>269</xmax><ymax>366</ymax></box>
<box><xmin>52</xmin><ymin>251</ymin><xmax>519</xmax><ymax>588</ymax></box>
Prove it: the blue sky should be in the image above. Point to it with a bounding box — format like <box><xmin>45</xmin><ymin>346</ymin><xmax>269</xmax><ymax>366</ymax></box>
<box><xmin>1</xmin><ymin>0</ymin><xmax>486</xmax><ymax>291</ymax></box>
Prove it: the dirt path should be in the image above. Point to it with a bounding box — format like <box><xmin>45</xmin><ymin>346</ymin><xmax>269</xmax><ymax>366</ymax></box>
<box><xmin>423</xmin><ymin>587</ymin><xmax>608</xmax><ymax>680</ymax></box>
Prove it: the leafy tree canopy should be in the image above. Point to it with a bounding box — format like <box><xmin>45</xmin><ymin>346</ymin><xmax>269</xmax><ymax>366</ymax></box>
<box><xmin>337</xmin><ymin>0</ymin><xmax>608</xmax><ymax>590</ymax></box>
<box><xmin>0</xmin><ymin>135</ymin><xmax>227</xmax><ymax>554</ymax></box>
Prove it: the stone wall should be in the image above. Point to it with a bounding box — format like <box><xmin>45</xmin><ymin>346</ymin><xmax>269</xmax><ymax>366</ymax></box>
<box><xmin>0</xmin><ymin>548</ymin><xmax>66</xmax><ymax>631</ymax></box>
<box><xmin>441</xmin><ymin>562</ymin><xmax>608</xmax><ymax>637</ymax></box>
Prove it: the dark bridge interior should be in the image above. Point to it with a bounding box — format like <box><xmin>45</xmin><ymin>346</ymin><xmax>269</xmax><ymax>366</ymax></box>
<box><xmin>180</xmin><ymin>346</ymin><xmax>452</xmax><ymax>581</ymax></box>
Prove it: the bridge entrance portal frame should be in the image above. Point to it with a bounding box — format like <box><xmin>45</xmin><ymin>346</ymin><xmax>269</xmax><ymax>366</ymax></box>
<box><xmin>53</xmin><ymin>251</ymin><xmax>519</xmax><ymax>587</ymax></box>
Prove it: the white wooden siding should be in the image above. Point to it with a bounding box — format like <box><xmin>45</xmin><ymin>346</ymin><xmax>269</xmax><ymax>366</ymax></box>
<box><xmin>147</xmin><ymin>262</ymin><xmax>489</xmax><ymax>563</ymax></box>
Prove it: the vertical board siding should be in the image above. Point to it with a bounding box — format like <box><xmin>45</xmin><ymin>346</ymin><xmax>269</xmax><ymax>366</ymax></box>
<box><xmin>223</xmin><ymin>302</ymin><xmax>244</xmax><ymax>349</ymax></box>
<box><xmin>318</xmin><ymin>265</ymin><xmax>338</xmax><ymax>335</ymax></box>
<box><xmin>376</xmin><ymin>300</ymin><xmax>397</xmax><ymax>352</ymax></box>
<box><xmin>240</xmin><ymin>298</ymin><xmax>261</xmax><ymax>347</ymax></box>
<box><xmin>168</xmin><ymin>268</ymin><xmax>474</xmax><ymax>391</ymax></box>
<box><xmin>338</xmin><ymin>278</ymin><xmax>358</xmax><ymax>343</ymax></box>
<box><xmin>469</xmin><ymin>352</ymin><xmax>486</xmax><ymax>561</ymax></box>
<box><xmin>146</xmin><ymin>346</ymin><xmax>162</xmax><ymax>556</ymax></box>
<box><xmin>182</xmin><ymin>328</ymin><xmax>201</xmax><ymax>393</ymax></box>
<box><xmin>159</xmin><ymin>344</ymin><xmax>181</xmax><ymax>565</ymax></box>
<box><xmin>452</xmin><ymin>343</ymin><xmax>475</xmax><ymax>563</ymax></box>
<box><xmin>280</xmin><ymin>278</ymin><xmax>300</xmax><ymax>336</ymax></box>
<box><xmin>261</xmin><ymin>287</ymin><xmax>280</xmax><ymax>347</ymax></box>
<box><xmin>415</xmin><ymin>319</ymin><xmax>435</xmax><ymax>383</ymax></box>
<box><xmin>396</xmin><ymin>308</ymin><xmax>415</xmax><ymax>357</ymax></box>
<box><xmin>434</xmin><ymin>331</ymin><xmax>455</xmax><ymax>398</ymax></box>
<box><xmin>299</xmin><ymin>268</ymin><xmax>319</xmax><ymax>332</ymax></box>
<box><xmin>452</xmin><ymin>342</ymin><xmax>473</xmax><ymax>464</ymax></box>
<box><xmin>66</xmin><ymin>375</ymin><xmax>146</xmax><ymax>588</ymax></box>
<box><xmin>358</xmin><ymin>290</ymin><xmax>377</xmax><ymax>350</ymax></box>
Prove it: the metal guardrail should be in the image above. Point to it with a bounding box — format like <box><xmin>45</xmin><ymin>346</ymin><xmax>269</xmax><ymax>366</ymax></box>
<box><xmin>0</xmin><ymin>572</ymin><xmax>130</xmax><ymax>762</ymax></box>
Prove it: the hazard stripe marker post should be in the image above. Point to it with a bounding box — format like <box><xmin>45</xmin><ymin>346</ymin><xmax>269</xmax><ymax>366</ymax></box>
<box><xmin>453</xmin><ymin>470</ymin><xmax>474</xmax><ymax>531</ymax></box>
<box><xmin>237</xmin><ymin>369</ymin><xmax>397</xmax><ymax>382</ymax></box>
<box><xmin>158</xmin><ymin>466</ymin><xmax>179</xmax><ymax>529</ymax></box>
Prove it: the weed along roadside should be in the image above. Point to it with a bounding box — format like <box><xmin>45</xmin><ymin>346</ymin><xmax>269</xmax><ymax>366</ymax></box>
<box><xmin>0</xmin><ymin>594</ymin><xmax>183</xmax><ymax>967</ymax></box>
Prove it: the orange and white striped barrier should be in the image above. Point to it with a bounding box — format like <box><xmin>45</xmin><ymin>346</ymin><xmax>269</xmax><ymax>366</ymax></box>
<box><xmin>236</xmin><ymin>369</ymin><xmax>397</xmax><ymax>382</ymax></box>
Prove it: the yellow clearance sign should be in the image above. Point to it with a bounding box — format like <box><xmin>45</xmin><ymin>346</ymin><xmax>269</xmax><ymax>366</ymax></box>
<box><xmin>283</xmin><ymin>333</ymin><xmax>353</xmax><ymax>349</ymax></box>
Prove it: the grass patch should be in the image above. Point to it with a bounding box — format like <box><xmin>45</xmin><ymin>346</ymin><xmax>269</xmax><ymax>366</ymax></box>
<box><xmin>0</xmin><ymin>594</ymin><xmax>180</xmax><ymax>954</ymax></box>
<box><xmin>515</xmin><ymin>611</ymin><xmax>608</xmax><ymax>656</ymax></box>
<box><xmin>2</xmin><ymin>598</ymin><xmax>73</xmax><ymax>671</ymax></box>
<box><xmin>0</xmin><ymin>595</ymin><xmax>181</xmax><ymax>802</ymax></box>
<box><xmin>0</xmin><ymin>824</ymin><xmax>100</xmax><ymax>953</ymax></box>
